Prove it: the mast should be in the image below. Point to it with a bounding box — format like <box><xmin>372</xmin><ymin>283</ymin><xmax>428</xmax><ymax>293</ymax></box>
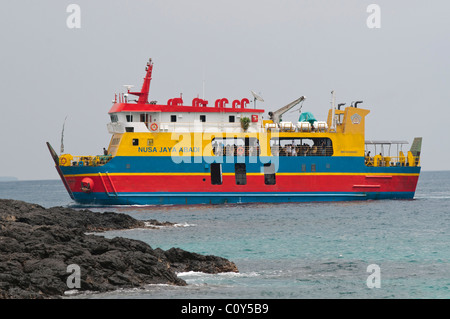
<box><xmin>128</xmin><ymin>58</ymin><xmax>154</xmax><ymax>104</ymax></box>
<box><xmin>330</xmin><ymin>90</ymin><xmax>337</xmax><ymax>132</ymax></box>
<box><xmin>60</xmin><ymin>116</ymin><xmax>67</xmax><ymax>155</ymax></box>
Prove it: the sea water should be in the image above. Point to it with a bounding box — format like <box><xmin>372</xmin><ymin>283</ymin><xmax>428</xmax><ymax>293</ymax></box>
<box><xmin>0</xmin><ymin>171</ymin><xmax>449</xmax><ymax>299</ymax></box>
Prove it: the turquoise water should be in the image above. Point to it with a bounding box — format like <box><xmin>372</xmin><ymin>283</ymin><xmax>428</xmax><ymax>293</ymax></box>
<box><xmin>1</xmin><ymin>171</ymin><xmax>449</xmax><ymax>298</ymax></box>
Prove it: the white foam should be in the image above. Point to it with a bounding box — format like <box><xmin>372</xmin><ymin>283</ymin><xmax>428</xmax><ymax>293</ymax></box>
<box><xmin>177</xmin><ymin>271</ymin><xmax>260</xmax><ymax>278</ymax></box>
<box><xmin>143</xmin><ymin>221</ymin><xmax>196</xmax><ymax>228</ymax></box>
<box><xmin>173</xmin><ymin>222</ymin><xmax>196</xmax><ymax>228</ymax></box>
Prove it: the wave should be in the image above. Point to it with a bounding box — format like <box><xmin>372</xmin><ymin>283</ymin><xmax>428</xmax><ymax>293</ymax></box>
<box><xmin>415</xmin><ymin>195</ymin><xmax>450</xmax><ymax>199</ymax></box>
<box><xmin>177</xmin><ymin>271</ymin><xmax>260</xmax><ymax>278</ymax></box>
<box><xmin>173</xmin><ymin>222</ymin><xmax>196</xmax><ymax>228</ymax></box>
<box><xmin>142</xmin><ymin>221</ymin><xmax>196</xmax><ymax>228</ymax></box>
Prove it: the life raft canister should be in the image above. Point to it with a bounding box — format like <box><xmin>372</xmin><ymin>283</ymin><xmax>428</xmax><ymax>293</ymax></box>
<box><xmin>81</xmin><ymin>177</ymin><xmax>94</xmax><ymax>193</ymax></box>
<box><xmin>150</xmin><ymin>123</ymin><xmax>158</xmax><ymax>131</ymax></box>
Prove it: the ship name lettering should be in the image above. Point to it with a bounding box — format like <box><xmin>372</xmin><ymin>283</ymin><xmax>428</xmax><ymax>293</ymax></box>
<box><xmin>138</xmin><ymin>146</ymin><xmax>200</xmax><ymax>153</ymax></box>
<box><xmin>138</xmin><ymin>147</ymin><xmax>157</xmax><ymax>153</ymax></box>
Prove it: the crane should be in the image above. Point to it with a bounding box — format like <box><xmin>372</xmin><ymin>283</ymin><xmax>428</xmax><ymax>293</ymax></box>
<box><xmin>268</xmin><ymin>96</ymin><xmax>306</xmax><ymax>124</ymax></box>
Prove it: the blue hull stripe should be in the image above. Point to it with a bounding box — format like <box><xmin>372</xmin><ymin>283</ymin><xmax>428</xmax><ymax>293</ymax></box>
<box><xmin>61</xmin><ymin>156</ymin><xmax>421</xmax><ymax>175</ymax></box>
<box><xmin>71</xmin><ymin>191</ymin><xmax>415</xmax><ymax>205</ymax></box>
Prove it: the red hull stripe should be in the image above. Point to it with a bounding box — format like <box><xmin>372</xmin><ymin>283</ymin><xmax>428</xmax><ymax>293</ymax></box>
<box><xmin>65</xmin><ymin>174</ymin><xmax>419</xmax><ymax>194</ymax></box>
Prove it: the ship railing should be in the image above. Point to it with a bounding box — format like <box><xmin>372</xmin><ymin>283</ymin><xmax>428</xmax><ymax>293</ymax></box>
<box><xmin>156</xmin><ymin>122</ymin><xmax>332</xmax><ymax>134</ymax></box>
<box><xmin>157</xmin><ymin>122</ymin><xmax>256</xmax><ymax>133</ymax></box>
<box><xmin>365</xmin><ymin>154</ymin><xmax>420</xmax><ymax>167</ymax></box>
<box><xmin>270</xmin><ymin>145</ymin><xmax>334</xmax><ymax>157</ymax></box>
<box><xmin>264</xmin><ymin>122</ymin><xmax>329</xmax><ymax>133</ymax></box>
<box><xmin>210</xmin><ymin>145</ymin><xmax>334</xmax><ymax>157</ymax></box>
<box><xmin>59</xmin><ymin>155</ymin><xmax>113</xmax><ymax>167</ymax></box>
<box><xmin>212</xmin><ymin>146</ymin><xmax>260</xmax><ymax>157</ymax></box>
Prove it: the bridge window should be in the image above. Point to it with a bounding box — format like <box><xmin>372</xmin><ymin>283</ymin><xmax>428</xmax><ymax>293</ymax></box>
<box><xmin>126</xmin><ymin>115</ymin><xmax>133</xmax><ymax>122</ymax></box>
<box><xmin>229</xmin><ymin>115</ymin><xmax>235</xmax><ymax>123</ymax></box>
<box><xmin>170</xmin><ymin>115</ymin><xmax>177</xmax><ymax>122</ymax></box>
<box><xmin>200</xmin><ymin>115</ymin><xmax>206</xmax><ymax>122</ymax></box>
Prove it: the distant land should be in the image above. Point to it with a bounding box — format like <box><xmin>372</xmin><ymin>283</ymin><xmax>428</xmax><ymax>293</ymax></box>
<box><xmin>0</xmin><ymin>176</ymin><xmax>18</xmax><ymax>182</ymax></box>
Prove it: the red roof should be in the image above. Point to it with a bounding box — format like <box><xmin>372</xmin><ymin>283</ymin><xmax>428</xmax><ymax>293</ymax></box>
<box><xmin>109</xmin><ymin>103</ymin><xmax>265</xmax><ymax>114</ymax></box>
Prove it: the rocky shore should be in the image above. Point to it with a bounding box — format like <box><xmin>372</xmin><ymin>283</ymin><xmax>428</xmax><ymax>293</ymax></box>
<box><xmin>0</xmin><ymin>199</ymin><xmax>238</xmax><ymax>299</ymax></box>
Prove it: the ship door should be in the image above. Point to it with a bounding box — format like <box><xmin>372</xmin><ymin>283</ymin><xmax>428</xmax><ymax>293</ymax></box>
<box><xmin>211</xmin><ymin>163</ymin><xmax>223</xmax><ymax>185</ymax></box>
<box><xmin>140</xmin><ymin>113</ymin><xmax>151</xmax><ymax>129</ymax></box>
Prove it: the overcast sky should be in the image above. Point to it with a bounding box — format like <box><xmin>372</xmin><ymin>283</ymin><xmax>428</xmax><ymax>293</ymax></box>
<box><xmin>0</xmin><ymin>0</ymin><xmax>448</xmax><ymax>180</ymax></box>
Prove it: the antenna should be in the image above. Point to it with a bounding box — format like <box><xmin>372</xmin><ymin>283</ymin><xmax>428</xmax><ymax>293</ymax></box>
<box><xmin>330</xmin><ymin>90</ymin><xmax>337</xmax><ymax>132</ymax></box>
<box><xmin>202</xmin><ymin>65</ymin><xmax>206</xmax><ymax>100</ymax></box>
<box><xmin>251</xmin><ymin>90</ymin><xmax>264</xmax><ymax>108</ymax></box>
<box><xmin>123</xmin><ymin>85</ymin><xmax>134</xmax><ymax>92</ymax></box>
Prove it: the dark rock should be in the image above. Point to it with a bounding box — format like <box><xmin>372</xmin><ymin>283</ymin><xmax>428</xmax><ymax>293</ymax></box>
<box><xmin>0</xmin><ymin>199</ymin><xmax>238</xmax><ymax>299</ymax></box>
<box><xmin>156</xmin><ymin>247</ymin><xmax>239</xmax><ymax>274</ymax></box>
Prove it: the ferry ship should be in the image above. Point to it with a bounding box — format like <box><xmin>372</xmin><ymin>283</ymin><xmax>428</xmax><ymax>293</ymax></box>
<box><xmin>47</xmin><ymin>58</ymin><xmax>422</xmax><ymax>205</ymax></box>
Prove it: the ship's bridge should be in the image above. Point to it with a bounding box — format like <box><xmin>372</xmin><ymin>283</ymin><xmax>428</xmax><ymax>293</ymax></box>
<box><xmin>107</xmin><ymin>97</ymin><xmax>265</xmax><ymax>134</ymax></box>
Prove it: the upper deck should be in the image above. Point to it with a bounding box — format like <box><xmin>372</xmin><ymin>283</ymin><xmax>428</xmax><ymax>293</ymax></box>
<box><xmin>108</xmin><ymin>99</ymin><xmax>265</xmax><ymax>134</ymax></box>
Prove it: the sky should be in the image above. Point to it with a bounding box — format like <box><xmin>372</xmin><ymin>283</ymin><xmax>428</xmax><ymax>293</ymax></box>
<box><xmin>0</xmin><ymin>0</ymin><xmax>449</xmax><ymax>180</ymax></box>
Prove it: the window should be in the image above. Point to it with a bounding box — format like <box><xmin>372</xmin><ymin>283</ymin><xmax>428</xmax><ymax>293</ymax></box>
<box><xmin>132</xmin><ymin>138</ymin><xmax>139</xmax><ymax>146</ymax></box>
<box><xmin>110</xmin><ymin>114</ymin><xmax>118</xmax><ymax>123</ymax></box>
<box><xmin>311</xmin><ymin>164</ymin><xmax>316</xmax><ymax>172</ymax></box>
<box><xmin>235</xmin><ymin>163</ymin><xmax>247</xmax><ymax>185</ymax></box>
<box><xmin>264</xmin><ymin>163</ymin><xmax>276</xmax><ymax>185</ymax></box>
<box><xmin>170</xmin><ymin>115</ymin><xmax>177</xmax><ymax>122</ymax></box>
<box><xmin>229</xmin><ymin>115</ymin><xmax>235</xmax><ymax>123</ymax></box>
<box><xmin>270</xmin><ymin>137</ymin><xmax>333</xmax><ymax>157</ymax></box>
<box><xmin>147</xmin><ymin>139</ymin><xmax>153</xmax><ymax>146</ymax></box>
<box><xmin>301</xmin><ymin>164</ymin><xmax>306</xmax><ymax>172</ymax></box>
<box><xmin>200</xmin><ymin>115</ymin><xmax>206</xmax><ymax>122</ymax></box>
<box><xmin>210</xmin><ymin>163</ymin><xmax>222</xmax><ymax>185</ymax></box>
<box><xmin>126</xmin><ymin>115</ymin><xmax>133</xmax><ymax>122</ymax></box>
<box><xmin>125</xmin><ymin>127</ymin><xmax>134</xmax><ymax>132</ymax></box>
<box><xmin>140</xmin><ymin>113</ymin><xmax>150</xmax><ymax>123</ymax></box>
<box><xmin>212</xmin><ymin>137</ymin><xmax>260</xmax><ymax>157</ymax></box>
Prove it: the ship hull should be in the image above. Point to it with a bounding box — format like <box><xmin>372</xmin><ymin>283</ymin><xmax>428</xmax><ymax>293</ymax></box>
<box><xmin>60</xmin><ymin>156</ymin><xmax>420</xmax><ymax>205</ymax></box>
